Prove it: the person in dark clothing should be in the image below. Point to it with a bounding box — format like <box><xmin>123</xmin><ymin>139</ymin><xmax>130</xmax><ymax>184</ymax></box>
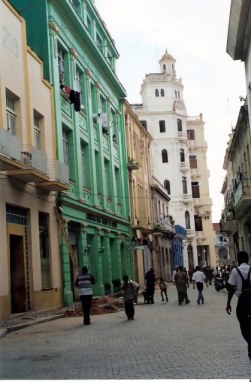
<box><xmin>226</xmin><ymin>251</ymin><xmax>251</xmax><ymax>361</ymax></box>
<box><xmin>75</xmin><ymin>266</ymin><xmax>95</xmax><ymax>325</ymax></box>
<box><xmin>145</xmin><ymin>268</ymin><xmax>156</xmax><ymax>304</ymax></box>
<box><xmin>174</xmin><ymin>266</ymin><xmax>190</xmax><ymax>305</ymax></box>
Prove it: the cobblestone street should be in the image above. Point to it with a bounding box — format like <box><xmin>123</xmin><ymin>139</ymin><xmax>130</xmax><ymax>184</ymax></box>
<box><xmin>0</xmin><ymin>284</ymin><xmax>250</xmax><ymax>379</ymax></box>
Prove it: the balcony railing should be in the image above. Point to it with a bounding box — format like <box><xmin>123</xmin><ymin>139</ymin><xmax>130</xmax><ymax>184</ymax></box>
<box><xmin>233</xmin><ymin>179</ymin><xmax>251</xmax><ymax>218</ymax></box>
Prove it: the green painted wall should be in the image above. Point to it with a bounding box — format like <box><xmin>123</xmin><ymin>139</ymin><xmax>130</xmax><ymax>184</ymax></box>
<box><xmin>10</xmin><ymin>0</ymin><xmax>133</xmax><ymax>305</ymax></box>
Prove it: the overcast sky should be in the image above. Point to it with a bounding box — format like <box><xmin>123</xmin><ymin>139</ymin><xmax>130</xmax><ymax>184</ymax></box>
<box><xmin>94</xmin><ymin>0</ymin><xmax>246</xmax><ymax>222</ymax></box>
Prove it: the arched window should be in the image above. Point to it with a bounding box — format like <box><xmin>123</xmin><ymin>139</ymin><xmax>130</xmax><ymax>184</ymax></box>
<box><xmin>160</xmin><ymin>89</ymin><xmax>165</xmax><ymax>97</ymax></box>
<box><xmin>164</xmin><ymin>180</ymin><xmax>171</xmax><ymax>195</ymax></box>
<box><xmin>185</xmin><ymin>211</ymin><xmax>190</xmax><ymax>229</ymax></box>
<box><xmin>155</xmin><ymin>89</ymin><xmax>159</xmax><ymax>97</ymax></box>
<box><xmin>159</xmin><ymin>120</ymin><xmax>166</xmax><ymax>133</ymax></box>
<box><xmin>163</xmin><ymin>64</ymin><xmax>166</xmax><ymax>71</ymax></box>
<box><xmin>162</xmin><ymin>149</ymin><xmax>168</xmax><ymax>163</ymax></box>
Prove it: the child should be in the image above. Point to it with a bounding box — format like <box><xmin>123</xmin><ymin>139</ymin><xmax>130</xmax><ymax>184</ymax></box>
<box><xmin>159</xmin><ymin>277</ymin><xmax>168</xmax><ymax>302</ymax></box>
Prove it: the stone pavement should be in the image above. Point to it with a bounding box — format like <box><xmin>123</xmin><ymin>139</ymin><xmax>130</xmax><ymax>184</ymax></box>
<box><xmin>0</xmin><ymin>284</ymin><xmax>250</xmax><ymax>379</ymax></box>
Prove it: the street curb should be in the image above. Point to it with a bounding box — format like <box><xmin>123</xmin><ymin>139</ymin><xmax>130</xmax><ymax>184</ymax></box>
<box><xmin>0</xmin><ymin>314</ymin><xmax>65</xmax><ymax>338</ymax></box>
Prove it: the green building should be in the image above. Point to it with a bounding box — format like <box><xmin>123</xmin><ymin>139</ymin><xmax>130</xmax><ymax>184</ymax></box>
<box><xmin>11</xmin><ymin>0</ymin><xmax>132</xmax><ymax>305</ymax></box>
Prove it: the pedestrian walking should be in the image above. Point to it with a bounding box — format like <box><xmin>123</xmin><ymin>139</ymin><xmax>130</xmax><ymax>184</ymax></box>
<box><xmin>192</xmin><ymin>266</ymin><xmax>208</xmax><ymax>304</ymax></box>
<box><xmin>122</xmin><ymin>275</ymin><xmax>135</xmax><ymax>320</ymax></box>
<box><xmin>145</xmin><ymin>267</ymin><xmax>157</xmax><ymax>304</ymax></box>
<box><xmin>172</xmin><ymin>265</ymin><xmax>179</xmax><ymax>282</ymax></box>
<box><xmin>174</xmin><ymin>266</ymin><xmax>190</xmax><ymax>305</ymax></box>
<box><xmin>129</xmin><ymin>279</ymin><xmax>140</xmax><ymax>304</ymax></box>
<box><xmin>226</xmin><ymin>251</ymin><xmax>251</xmax><ymax>361</ymax></box>
<box><xmin>75</xmin><ymin>266</ymin><xmax>95</xmax><ymax>325</ymax></box>
<box><xmin>159</xmin><ymin>277</ymin><xmax>168</xmax><ymax>302</ymax></box>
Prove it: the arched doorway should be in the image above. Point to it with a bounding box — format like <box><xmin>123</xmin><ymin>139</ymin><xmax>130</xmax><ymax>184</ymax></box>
<box><xmin>187</xmin><ymin>244</ymin><xmax>194</xmax><ymax>268</ymax></box>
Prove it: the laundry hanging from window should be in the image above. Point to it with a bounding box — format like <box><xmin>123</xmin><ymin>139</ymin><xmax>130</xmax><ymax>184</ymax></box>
<box><xmin>60</xmin><ymin>83</ymin><xmax>81</xmax><ymax>112</ymax></box>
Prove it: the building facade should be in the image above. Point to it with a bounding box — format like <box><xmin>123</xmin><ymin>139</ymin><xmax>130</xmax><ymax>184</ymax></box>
<box><xmin>132</xmin><ymin>51</ymin><xmax>215</xmax><ymax>269</ymax></box>
<box><xmin>124</xmin><ymin>100</ymin><xmax>174</xmax><ymax>284</ymax></box>
<box><xmin>10</xmin><ymin>0</ymin><xmax>132</xmax><ymax>305</ymax></box>
<box><xmin>187</xmin><ymin>114</ymin><xmax>215</xmax><ymax>267</ymax></box>
<box><xmin>0</xmin><ymin>0</ymin><xmax>68</xmax><ymax>320</ymax></box>
<box><xmin>221</xmin><ymin>0</ymin><xmax>251</xmax><ymax>261</ymax></box>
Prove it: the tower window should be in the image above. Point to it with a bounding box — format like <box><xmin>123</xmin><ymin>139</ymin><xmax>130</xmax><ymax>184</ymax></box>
<box><xmin>164</xmin><ymin>180</ymin><xmax>171</xmax><ymax>194</ymax></box>
<box><xmin>177</xmin><ymin>119</ymin><xmax>182</xmax><ymax>131</ymax></box>
<box><xmin>160</xmin><ymin>89</ymin><xmax>165</xmax><ymax>97</ymax></box>
<box><xmin>180</xmin><ymin>148</ymin><xmax>185</xmax><ymax>162</ymax></box>
<box><xmin>159</xmin><ymin>120</ymin><xmax>166</xmax><ymax>133</ymax></box>
<box><xmin>187</xmin><ymin>130</ymin><xmax>195</xmax><ymax>140</ymax></box>
<box><xmin>163</xmin><ymin>64</ymin><xmax>166</xmax><ymax>71</ymax></box>
<box><xmin>162</xmin><ymin>149</ymin><xmax>168</xmax><ymax>163</ymax></box>
<box><xmin>155</xmin><ymin>89</ymin><xmax>159</xmax><ymax>97</ymax></box>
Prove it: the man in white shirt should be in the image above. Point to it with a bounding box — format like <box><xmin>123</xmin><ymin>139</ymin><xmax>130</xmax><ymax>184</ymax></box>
<box><xmin>226</xmin><ymin>251</ymin><xmax>251</xmax><ymax>361</ymax></box>
<box><xmin>192</xmin><ymin>266</ymin><xmax>208</xmax><ymax>304</ymax></box>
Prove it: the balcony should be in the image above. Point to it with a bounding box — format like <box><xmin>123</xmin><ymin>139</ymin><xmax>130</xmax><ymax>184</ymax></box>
<box><xmin>177</xmin><ymin>131</ymin><xmax>187</xmax><ymax>142</ymax></box>
<box><xmin>233</xmin><ymin>179</ymin><xmax>251</xmax><ymax>219</ymax></box>
<box><xmin>186</xmin><ymin>229</ymin><xmax>195</xmax><ymax>239</ymax></box>
<box><xmin>179</xmin><ymin>162</ymin><xmax>189</xmax><ymax>172</ymax></box>
<box><xmin>127</xmin><ymin>159</ymin><xmax>139</xmax><ymax>170</ymax></box>
<box><xmin>190</xmin><ymin>168</ymin><xmax>201</xmax><ymax>179</ymax></box>
<box><xmin>196</xmin><ymin>231</ymin><xmax>207</xmax><ymax>243</ymax></box>
<box><xmin>38</xmin><ymin>160</ymin><xmax>70</xmax><ymax>191</ymax></box>
<box><xmin>0</xmin><ymin>129</ymin><xmax>23</xmax><ymax>170</ymax></box>
<box><xmin>6</xmin><ymin>147</ymin><xmax>49</xmax><ymax>183</ymax></box>
<box><xmin>181</xmin><ymin>194</ymin><xmax>193</xmax><ymax>203</ymax></box>
<box><xmin>220</xmin><ymin>208</ymin><xmax>237</xmax><ymax>232</ymax></box>
<box><xmin>153</xmin><ymin>218</ymin><xmax>176</xmax><ymax>238</ymax></box>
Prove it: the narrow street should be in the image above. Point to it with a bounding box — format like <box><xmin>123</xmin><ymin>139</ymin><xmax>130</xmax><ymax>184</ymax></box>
<box><xmin>0</xmin><ymin>284</ymin><xmax>250</xmax><ymax>379</ymax></box>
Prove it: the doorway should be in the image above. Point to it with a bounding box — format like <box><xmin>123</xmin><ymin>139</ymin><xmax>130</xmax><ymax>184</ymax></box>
<box><xmin>10</xmin><ymin>234</ymin><xmax>26</xmax><ymax>313</ymax></box>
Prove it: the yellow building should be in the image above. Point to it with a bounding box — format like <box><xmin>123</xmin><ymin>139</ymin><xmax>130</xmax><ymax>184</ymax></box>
<box><xmin>187</xmin><ymin>114</ymin><xmax>216</xmax><ymax>266</ymax></box>
<box><xmin>0</xmin><ymin>0</ymin><xmax>69</xmax><ymax>320</ymax></box>
<box><xmin>124</xmin><ymin>100</ymin><xmax>174</xmax><ymax>284</ymax></box>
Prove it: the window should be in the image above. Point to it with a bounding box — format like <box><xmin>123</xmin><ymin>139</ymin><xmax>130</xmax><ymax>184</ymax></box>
<box><xmin>86</xmin><ymin>15</ymin><xmax>92</xmax><ymax>34</ymax></box>
<box><xmin>189</xmin><ymin>155</ymin><xmax>197</xmax><ymax>169</ymax></box>
<box><xmin>163</xmin><ymin>64</ymin><xmax>166</xmax><ymax>71</ymax></box>
<box><xmin>160</xmin><ymin>89</ymin><xmax>165</xmax><ymax>97</ymax></box>
<box><xmin>187</xmin><ymin>129</ymin><xmax>195</xmax><ymax>140</ymax></box>
<box><xmin>175</xmin><ymin>90</ymin><xmax>177</xmax><ymax>98</ymax></box>
<box><xmin>155</xmin><ymin>89</ymin><xmax>159</xmax><ymax>97</ymax></box>
<box><xmin>62</xmin><ymin>129</ymin><xmax>69</xmax><ymax>165</ymax></box>
<box><xmin>194</xmin><ymin>215</ymin><xmax>203</xmax><ymax>231</ymax></box>
<box><xmin>164</xmin><ymin>180</ymin><xmax>171</xmax><ymax>195</ymax></box>
<box><xmin>57</xmin><ymin>47</ymin><xmax>65</xmax><ymax>84</ymax></box>
<box><xmin>81</xmin><ymin>141</ymin><xmax>90</xmax><ymax>188</ymax></box>
<box><xmin>104</xmin><ymin>159</ymin><xmax>111</xmax><ymax>198</ymax></box>
<box><xmin>159</xmin><ymin>120</ymin><xmax>166</xmax><ymax>133</ymax></box>
<box><xmin>39</xmin><ymin>212</ymin><xmax>51</xmax><ymax>289</ymax></box>
<box><xmin>180</xmin><ymin>148</ymin><xmax>185</xmax><ymax>162</ymax></box>
<box><xmin>76</xmin><ymin>68</ymin><xmax>84</xmax><ymax>107</ymax></box>
<box><xmin>192</xmin><ymin>182</ymin><xmax>200</xmax><ymax>198</ymax></box>
<box><xmin>185</xmin><ymin>211</ymin><xmax>190</xmax><ymax>229</ymax></box>
<box><xmin>177</xmin><ymin>119</ymin><xmax>182</xmax><ymax>132</ymax></box>
<box><xmin>34</xmin><ymin>111</ymin><xmax>42</xmax><ymax>149</ymax></box>
<box><xmin>140</xmin><ymin>120</ymin><xmax>147</xmax><ymax>130</ymax></box>
<box><xmin>6</xmin><ymin>92</ymin><xmax>17</xmax><ymax>135</ymax></box>
<box><xmin>96</xmin><ymin>33</ymin><xmax>103</xmax><ymax>51</ymax></box>
<box><xmin>182</xmin><ymin>176</ymin><xmax>187</xmax><ymax>194</ymax></box>
<box><xmin>162</xmin><ymin>149</ymin><xmax>168</xmax><ymax>163</ymax></box>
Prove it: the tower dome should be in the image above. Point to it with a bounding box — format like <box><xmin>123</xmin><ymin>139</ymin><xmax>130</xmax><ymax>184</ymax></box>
<box><xmin>159</xmin><ymin>49</ymin><xmax>176</xmax><ymax>76</ymax></box>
